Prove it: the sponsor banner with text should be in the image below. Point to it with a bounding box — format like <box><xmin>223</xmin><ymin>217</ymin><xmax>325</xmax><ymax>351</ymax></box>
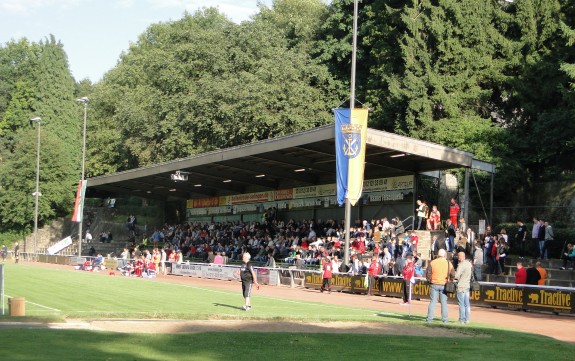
<box><xmin>302</xmin><ymin>272</ymin><xmax>575</xmax><ymax>313</ymax></box>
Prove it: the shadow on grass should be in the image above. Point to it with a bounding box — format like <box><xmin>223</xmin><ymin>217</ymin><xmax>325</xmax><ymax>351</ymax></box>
<box><xmin>0</xmin><ymin>327</ymin><xmax>573</xmax><ymax>361</ymax></box>
<box><xmin>373</xmin><ymin>312</ymin><xmax>426</xmax><ymax>322</ymax></box>
<box><xmin>213</xmin><ymin>303</ymin><xmax>244</xmax><ymax>311</ymax></box>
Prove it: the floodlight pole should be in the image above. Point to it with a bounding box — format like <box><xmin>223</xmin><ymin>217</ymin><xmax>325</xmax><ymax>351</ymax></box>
<box><xmin>30</xmin><ymin>117</ymin><xmax>42</xmax><ymax>255</ymax></box>
<box><xmin>76</xmin><ymin>97</ymin><xmax>89</xmax><ymax>257</ymax></box>
<box><xmin>344</xmin><ymin>0</ymin><xmax>360</xmax><ymax>267</ymax></box>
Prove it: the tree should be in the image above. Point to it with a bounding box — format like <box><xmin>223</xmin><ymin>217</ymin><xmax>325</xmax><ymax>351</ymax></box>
<box><xmin>504</xmin><ymin>0</ymin><xmax>575</xmax><ymax>179</ymax></box>
<box><xmin>89</xmin><ymin>7</ymin><xmax>341</xmax><ymax>171</ymax></box>
<box><xmin>0</xmin><ymin>36</ymin><xmax>79</xmax><ymax>233</ymax></box>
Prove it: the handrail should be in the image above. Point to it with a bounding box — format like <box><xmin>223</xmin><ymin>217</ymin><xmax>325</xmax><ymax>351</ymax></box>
<box><xmin>402</xmin><ymin>215</ymin><xmax>414</xmax><ymax>231</ymax></box>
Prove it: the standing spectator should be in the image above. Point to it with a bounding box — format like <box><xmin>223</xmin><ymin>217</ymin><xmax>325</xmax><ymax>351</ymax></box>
<box><xmin>526</xmin><ymin>260</ymin><xmax>541</xmax><ymax>285</ymax></box>
<box><xmin>160</xmin><ymin>248</ymin><xmax>167</xmax><ymax>274</ymax></box>
<box><xmin>240</xmin><ymin>253</ymin><xmax>259</xmax><ymax>311</ymax></box>
<box><xmin>445</xmin><ymin>220</ymin><xmax>456</xmax><ymax>253</ymax></box>
<box><xmin>416</xmin><ymin>199</ymin><xmax>426</xmax><ymax>230</ymax></box>
<box><xmin>367</xmin><ymin>255</ymin><xmax>380</xmax><ymax>296</ymax></box>
<box><xmin>449</xmin><ymin>198</ymin><xmax>460</xmax><ymax>229</ymax></box>
<box><xmin>465</xmin><ymin>227</ymin><xmax>475</xmax><ymax>247</ymax></box>
<box><xmin>531</xmin><ymin>217</ymin><xmax>541</xmax><ymax>258</ymax></box>
<box><xmin>430</xmin><ymin>235</ymin><xmax>446</xmax><ymax>259</ymax></box>
<box><xmin>536</xmin><ymin>261</ymin><xmax>547</xmax><ymax>286</ymax></box>
<box><xmin>425</xmin><ymin>249</ymin><xmax>454</xmax><ymax>324</ymax></box>
<box><xmin>380</xmin><ymin>248</ymin><xmax>391</xmax><ymax>275</ymax></box>
<box><xmin>320</xmin><ymin>256</ymin><xmax>333</xmax><ymax>294</ymax></box>
<box><xmin>459</xmin><ymin>217</ymin><xmax>467</xmax><ymax>234</ymax></box>
<box><xmin>543</xmin><ymin>221</ymin><xmax>554</xmax><ymax>260</ymax></box>
<box><xmin>473</xmin><ymin>241</ymin><xmax>484</xmax><ymax>281</ymax></box>
<box><xmin>400</xmin><ymin>255</ymin><xmax>415</xmax><ymax>305</ymax></box>
<box><xmin>496</xmin><ymin>238</ymin><xmax>508</xmax><ymax>276</ymax></box>
<box><xmin>127</xmin><ymin>214</ymin><xmax>137</xmax><ymax>233</ymax></box>
<box><xmin>1</xmin><ymin>244</ymin><xmax>7</xmax><ymax>262</ymax></box>
<box><xmin>118</xmin><ymin>248</ymin><xmax>129</xmax><ymax>268</ymax></box>
<box><xmin>454</xmin><ymin>251</ymin><xmax>472</xmax><ymax>324</ymax></box>
<box><xmin>14</xmin><ymin>242</ymin><xmax>19</xmax><ymax>264</ymax></box>
<box><xmin>515</xmin><ymin>262</ymin><xmax>527</xmax><ymax>284</ymax></box>
<box><xmin>537</xmin><ymin>219</ymin><xmax>546</xmax><ymax>259</ymax></box>
<box><xmin>515</xmin><ymin>221</ymin><xmax>528</xmax><ymax>259</ymax></box>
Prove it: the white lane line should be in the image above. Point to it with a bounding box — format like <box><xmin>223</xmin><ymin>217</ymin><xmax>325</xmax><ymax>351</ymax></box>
<box><xmin>5</xmin><ymin>294</ymin><xmax>61</xmax><ymax>312</ymax></box>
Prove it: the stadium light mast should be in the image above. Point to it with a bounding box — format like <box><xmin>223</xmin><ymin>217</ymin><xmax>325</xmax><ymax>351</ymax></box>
<box><xmin>343</xmin><ymin>0</ymin><xmax>360</xmax><ymax>267</ymax></box>
<box><xmin>30</xmin><ymin>116</ymin><xmax>42</xmax><ymax>255</ymax></box>
<box><xmin>76</xmin><ymin>96</ymin><xmax>89</xmax><ymax>257</ymax></box>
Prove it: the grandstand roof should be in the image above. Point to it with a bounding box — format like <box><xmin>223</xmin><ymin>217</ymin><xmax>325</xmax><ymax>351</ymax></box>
<box><xmin>86</xmin><ymin>125</ymin><xmax>492</xmax><ymax>201</ymax></box>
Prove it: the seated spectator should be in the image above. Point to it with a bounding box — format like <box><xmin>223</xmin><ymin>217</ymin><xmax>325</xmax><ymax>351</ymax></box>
<box><xmin>515</xmin><ymin>262</ymin><xmax>526</xmax><ymax>284</ymax></box>
<box><xmin>145</xmin><ymin>262</ymin><xmax>157</xmax><ymax>278</ymax></box>
<box><xmin>175</xmin><ymin>250</ymin><xmax>183</xmax><ymax>264</ymax></box>
<box><xmin>525</xmin><ymin>261</ymin><xmax>541</xmax><ymax>285</ymax></box>
<box><xmin>92</xmin><ymin>254</ymin><xmax>104</xmax><ymax>270</ymax></box>
<box><xmin>561</xmin><ymin>243</ymin><xmax>575</xmax><ymax>270</ymax></box>
<box><xmin>213</xmin><ymin>252</ymin><xmax>224</xmax><ymax>265</ymax></box>
<box><xmin>80</xmin><ymin>260</ymin><xmax>92</xmax><ymax>271</ymax></box>
<box><xmin>265</xmin><ymin>250</ymin><xmax>276</xmax><ymax>268</ymax></box>
<box><xmin>118</xmin><ymin>261</ymin><xmax>134</xmax><ymax>276</ymax></box>
<box><xmin>134</xmin><ymin>256</ymin><xmax>145</xmax><ymax>277</ymax></box>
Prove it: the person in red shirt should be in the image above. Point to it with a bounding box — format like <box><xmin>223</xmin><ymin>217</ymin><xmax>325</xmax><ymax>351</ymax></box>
<box><xmin>427</xmin><ymin>205</ymin><xmax>441</xmax><ymax>230</ymax></box>
<box><xmin>514</xmin><ymin>262</ymin><xmax>527</xmax><ymax>284</ymax></box>
<box><xmin>134</xmin><ymin>256</ymin><xmax>145</xmax><ymax>277</ymax></box>
<box><xmin>400</xmin><ymin>256</ymin><xmax>415</xmax><ymax>305</ymax></box>
<box><xmin>449</xmin><ymin>198</ymin><xmax>460</xmax><ymax>229</ymax></box>
<box><xmin>409</xmin><ymin>232</ymin><xmax>419</xmax><ymax>250</ymax></box>
<box><xmin>367</xmin><ymin>255</ymin><xmax>380</xmax><ymax>296</ymax></box>
<box><xmin>320</xmin><ymin>257</ymin><xmax>333</xmax><ymax>294</ymax></box>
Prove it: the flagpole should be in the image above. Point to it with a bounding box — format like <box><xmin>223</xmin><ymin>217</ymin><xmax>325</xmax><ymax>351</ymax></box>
<box><xmin>344</xmin><ymin>0</ymin><xmax>360</xmax><ymax>267</ymax></box>
<box><xmin>408</xmin><ymin>281</ymin><xmax>413</xmax><ymax>317</ymax></box>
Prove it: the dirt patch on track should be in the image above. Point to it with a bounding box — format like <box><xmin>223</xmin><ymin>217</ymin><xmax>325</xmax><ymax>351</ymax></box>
<box><xmin>76</xmin><ymin>319</ymin><xmax>467</xmax><ymax>337</ymax></box>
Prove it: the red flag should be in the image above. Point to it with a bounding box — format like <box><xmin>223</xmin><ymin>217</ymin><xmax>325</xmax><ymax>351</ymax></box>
<box><xmin>72</xmin><ymin>180</ymin><xmax>86</xmax><ymax>222</ymax></box>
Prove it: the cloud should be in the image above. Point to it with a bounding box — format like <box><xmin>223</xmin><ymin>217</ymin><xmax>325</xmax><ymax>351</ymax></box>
<box><xmin>0</xmin><ymin>0</ymin><xmax>82</xmax><ymax>14</ymax></box>
<box><xmin>146</xmin><ymin>0</ymin><xmax>262</xmax><ymax>23</ymax></box>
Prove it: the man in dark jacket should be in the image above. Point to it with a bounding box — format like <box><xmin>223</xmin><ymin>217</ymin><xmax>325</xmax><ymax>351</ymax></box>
<box><xmin>525</xmin><ymin>260</ymin><xmax>541</xmax><ymax>285</ymax></box>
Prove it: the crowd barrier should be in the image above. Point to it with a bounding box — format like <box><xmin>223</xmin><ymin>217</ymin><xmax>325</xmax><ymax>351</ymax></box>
<box><xmin>302</xmin><ymin>271</ymin><xmax>575</xmax><ymax>315</ymax></box>
<box><xmin>170</xmin><ymin>263</ymin><xmax>281</xmax><ymax>286</ymax></box>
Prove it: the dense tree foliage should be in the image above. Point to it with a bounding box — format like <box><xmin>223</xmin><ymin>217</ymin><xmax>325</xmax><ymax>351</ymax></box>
<box><xmin>89</xmin><ymin>6</ymin><xmax>341</xmax><ymax>170</ymax></box>
<box><xmin>0</xmin><ymin>36</ymin><xmax>79</xmax><ymax>233</ymax></box>
<box><xmin>1</xmin><ymin>0</ymin><xmax>574</xmax><ymax>234</ymax></box>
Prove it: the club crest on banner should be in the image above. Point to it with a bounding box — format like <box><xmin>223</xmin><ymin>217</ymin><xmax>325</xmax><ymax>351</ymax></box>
<box><xmin>341</xmin><ymin>124</ymin><xmax>362</xmax><ymax>159</ymax></box>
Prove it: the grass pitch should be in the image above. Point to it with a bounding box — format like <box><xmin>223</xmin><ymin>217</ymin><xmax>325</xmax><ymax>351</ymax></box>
<box><xmin>0</xmin><ymin>263</ymin><xmax>573</xmax><ymax>361</ymax></box>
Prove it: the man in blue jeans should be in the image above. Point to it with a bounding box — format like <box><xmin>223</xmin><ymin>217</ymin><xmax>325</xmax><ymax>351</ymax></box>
<box><xmin>425</xmin><ymin>249</ymin><xmax>453</xmax><ymax>323</ymax></box>
<box><xmin>454</xmin><ymin>251</ymin><xmax>472</xmax><ymax>324</ymax></box>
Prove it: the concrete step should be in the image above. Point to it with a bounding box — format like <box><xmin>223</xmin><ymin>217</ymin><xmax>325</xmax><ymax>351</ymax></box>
<box><xmin>502</xmin><ymin>265</ymin><xmax>575</xmax><ymax>280</ymax></box>
<box><xmin>484</xmin><ymin>273</ymin><xmax>575</xmax><ymax>288</ymax></box>
<box><xmin>504</xmin><ymin>257</ymin><xmax>563</xmax><ymax>269</ymax></box>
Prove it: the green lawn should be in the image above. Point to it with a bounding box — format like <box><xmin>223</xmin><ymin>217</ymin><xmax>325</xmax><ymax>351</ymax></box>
<box><xmin>1</xmin><ymin>263</ymin><xmax>379</xmax><ymax>320</ymax></box>
<box><xmin>0</xmin><ymin>263</ymin><xmax>573</xmax><ymax>361</ymax></box>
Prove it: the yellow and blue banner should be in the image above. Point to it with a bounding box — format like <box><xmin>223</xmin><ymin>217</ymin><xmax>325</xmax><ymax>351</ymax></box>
<box><xmin>335</xmin><ymin>108</ymin><xmax>368</xmax><ymax>206</ymax></box>
<box><xmin>71</xmin><ymin>180</ymin><xmax>86</xmax><ymax>223</ymax></box>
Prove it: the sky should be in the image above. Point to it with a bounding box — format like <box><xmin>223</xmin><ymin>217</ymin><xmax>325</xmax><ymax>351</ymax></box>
<box><xmin>0</xmin><ymin>0</ymin><xmax>271</xmax><ymax>82</ymax></box>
